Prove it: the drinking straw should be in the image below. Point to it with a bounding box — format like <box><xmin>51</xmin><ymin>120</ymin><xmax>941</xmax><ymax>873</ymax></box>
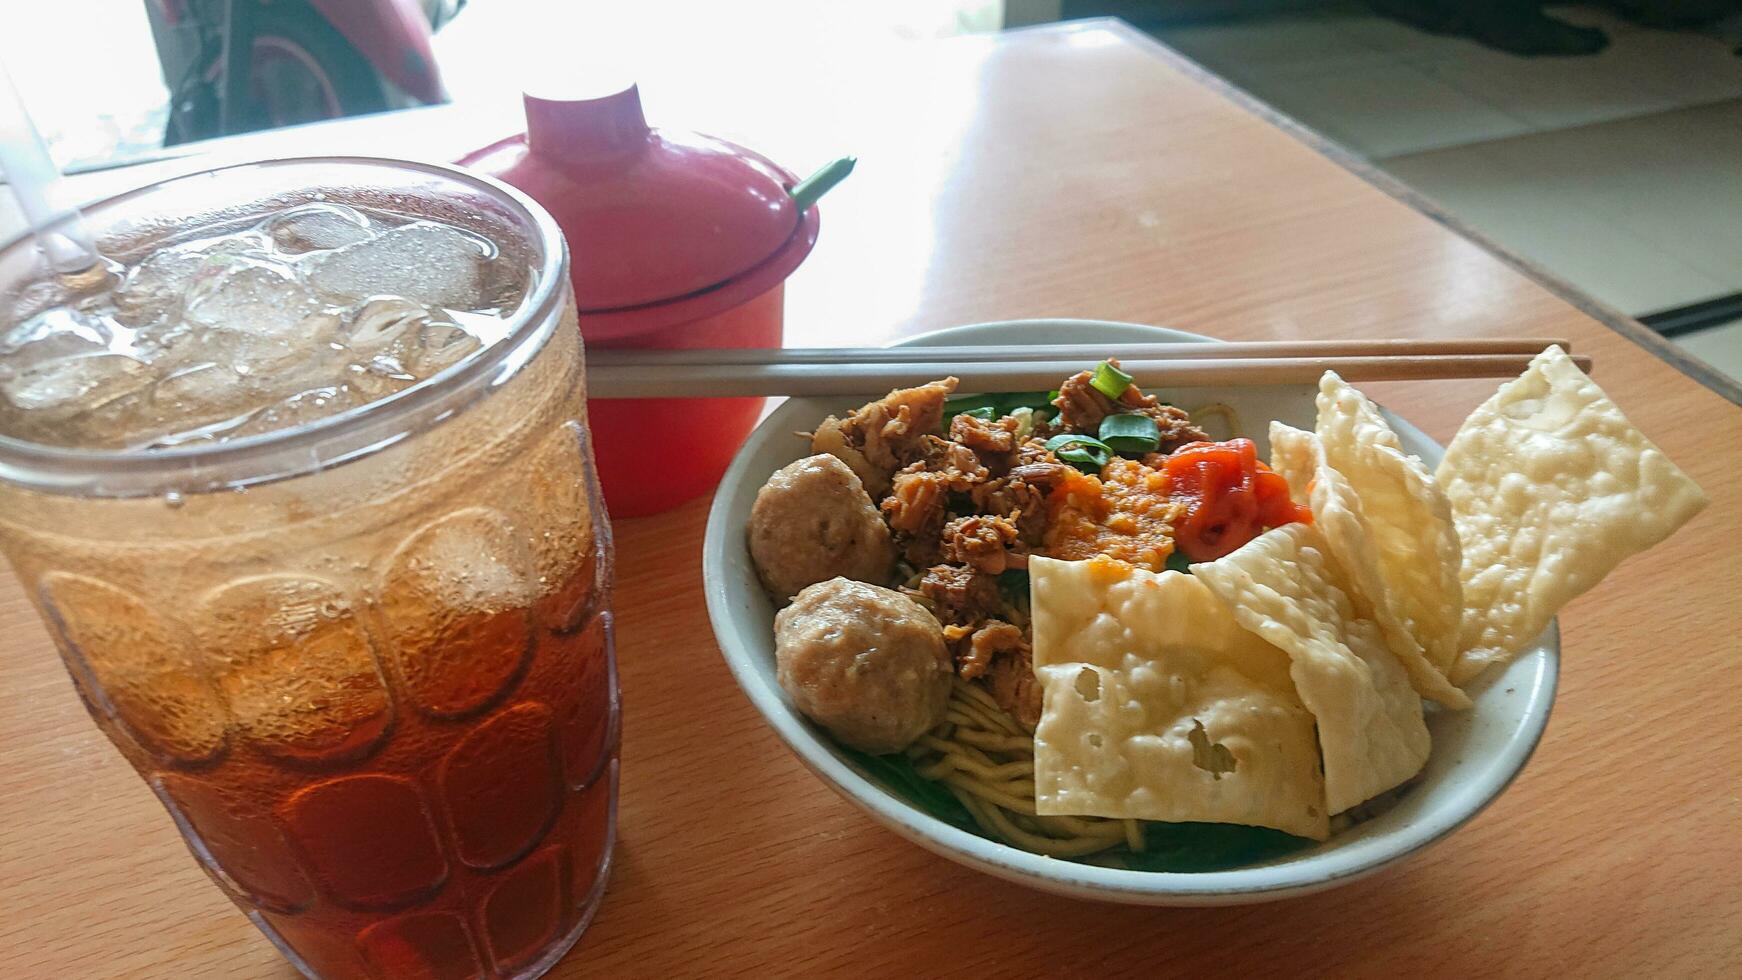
<box><xmin>0</xmin><ymin>61</ymin><xmax>98</xmax><ymax>272</ymax></box>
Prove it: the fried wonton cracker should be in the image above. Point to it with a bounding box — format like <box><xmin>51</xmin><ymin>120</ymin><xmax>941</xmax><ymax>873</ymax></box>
<box><xmin>1270</xmin><ymin>422</ymin><xmax>1471</xmax><ymax>709</ymax></box>
<box><xmin>1316</xmin><ymin>372</ymin><xmax>1465</xmax><ymax>680</ymax></box>
<box><xmin>1192</xmin><ymin>525</ymin><xmax>1430</xmax><ymax>814</ymax></box>
<box><xmin>1437</xmin><ymin>346</ymin><xmax>1708</xmax><ymax>684</ymax></box>
<box><xmin>1030</xmin><ymin>557</ymin><xmax>1327</xmax><ymax>840</ymax></box>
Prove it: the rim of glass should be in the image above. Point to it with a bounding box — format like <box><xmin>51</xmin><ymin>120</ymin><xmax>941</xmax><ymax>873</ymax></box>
<box><xmin>0</xmin><ymin>156</ymin><xmax>567</xmax><ymax>491</ymax></box>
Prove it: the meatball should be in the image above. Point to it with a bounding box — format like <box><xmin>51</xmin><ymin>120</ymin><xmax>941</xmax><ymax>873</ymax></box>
<box><xmin>774</xmin><ymin>578</ymin><xmax>953</xmax><ymax>754</ymax></box>
<box><xmin>749</xmin><ymin>454</ymin><xmax>896</xmax><ymax>601</ymax></box>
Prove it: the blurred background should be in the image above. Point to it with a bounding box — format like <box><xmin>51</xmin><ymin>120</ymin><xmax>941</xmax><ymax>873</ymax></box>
<box><xmin>0</xmin><ymin>0</ymin><xmax>1737</xmax><ymax>377</ymax></box>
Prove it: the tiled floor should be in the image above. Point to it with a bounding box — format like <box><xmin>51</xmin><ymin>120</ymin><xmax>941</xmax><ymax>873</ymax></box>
<box><xmin>1383</xmin><ymin>102</ymin><xmax>1742</xmax><ymax>313</ymax></box>
<box><xmin>1228</xmin><ymin>57</ymin><xmax>1538</xmax><ymax>158</ymax></box>
<box><xmin>1151</xmin><ymin>4</ymin><xmax>1742</xmax><ymax>159</ymax></box>
<box><xmin>1677</xmin><ymin>318</ymin><xmax>1742</xmax><ymax>380</ymax></box>
<box><xmin>1148</xmin><ymin>3</ymin><xmax>1742</xmax><ymax>382</ymax></box>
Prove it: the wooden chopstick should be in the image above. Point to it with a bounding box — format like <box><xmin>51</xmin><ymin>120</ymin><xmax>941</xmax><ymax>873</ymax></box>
<box><xmin>587</xmin><ymin>351</ymin><xmax>1592</xmax><ymax>399</ymax></box>
<box><xmin>588</xmin><ymin>337</ymin><xmax>1572</xmax><ymax>369</ymax></box>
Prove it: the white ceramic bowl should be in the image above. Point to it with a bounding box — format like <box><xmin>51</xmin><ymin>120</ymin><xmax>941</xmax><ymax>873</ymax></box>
<box><xmin>702</xmin><ymin>319</ymin><xmax>1557</xmax><ymax>905</ymax></box>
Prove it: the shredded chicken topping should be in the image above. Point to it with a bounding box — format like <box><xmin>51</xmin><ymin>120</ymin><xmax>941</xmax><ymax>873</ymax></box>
<box><xmin>809</xmin><ymin>378</ymin><xmax>959</xmax><ymax>497</ymax></box>
<box><xmin>942</xmin><ymin>514</ymin><xmax>1023</xmax><ymax>574</ymax></box>
<box><xmin>788</xmin><ymin>368</ymin><xmax>1211</xmax><ymax>733</ymax></box>
<box><xmin>1054</xmin><ymin>363</ymin><xmax>1208</xmax><ymax>454</ymax></box>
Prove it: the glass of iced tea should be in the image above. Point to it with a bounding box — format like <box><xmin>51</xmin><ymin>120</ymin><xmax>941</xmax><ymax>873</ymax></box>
<box><xmin>0</xmin><ymin>158</ymin><xmax>618</xmax><ymax>979</ymax></box>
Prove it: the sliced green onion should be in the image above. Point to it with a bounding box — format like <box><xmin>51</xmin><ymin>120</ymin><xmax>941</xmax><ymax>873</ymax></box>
<box><xmin>956</xmin><ymin>405</ymin><xmax>997</xmax><ymax>422</ymax></box>
<box><xmin>1099</xmin><ymin>413</ymin><xmax>1160</xmax><ymax>454</ymax></box>
<box><xmin>1090</xmin><ymin>360</ymin><xmax>1134</xmax><ymax>400</ymax></box>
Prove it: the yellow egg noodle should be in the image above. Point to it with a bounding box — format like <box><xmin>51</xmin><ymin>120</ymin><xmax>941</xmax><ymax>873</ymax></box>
<box><xmin>906</xmin><ymin>678</ymin><xmax>1143</xmax><ymax>857</ymax></box>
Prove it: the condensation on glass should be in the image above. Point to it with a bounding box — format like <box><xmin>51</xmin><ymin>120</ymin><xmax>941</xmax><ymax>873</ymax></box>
<box><xmin>0</xmin><ymin>159</ymin><xmax>618</xmax><ymax>980</ymax></box>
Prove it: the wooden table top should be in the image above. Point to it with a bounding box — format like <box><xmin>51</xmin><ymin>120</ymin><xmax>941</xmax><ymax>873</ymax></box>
<box><xmin>2</xmin><ymin>20</ymin><xmax>1738</xmax><ymax>978</ymax></box>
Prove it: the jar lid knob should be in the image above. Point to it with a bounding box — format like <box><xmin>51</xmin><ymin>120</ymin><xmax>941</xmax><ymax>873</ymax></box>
<box><xmin>523</xmin><ymin>83</ymin><xmax>649</xmax><ymax>165</ymax></box>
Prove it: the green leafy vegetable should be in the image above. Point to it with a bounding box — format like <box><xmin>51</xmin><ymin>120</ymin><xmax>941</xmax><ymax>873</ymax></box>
<box><xmin>1045</xmin><ymin>432</ymin><xmax>1112</xmax><ymax>473</ymax></box>
<box><xmin>1098</xmin><ymin>413</ymin><xmax>1160</xmax><ymax>454</ymax></box>
<box><xmin>1090</xmin><ymin>360</ymin><xmax>1134</xmax><ymax>400</ymax></box>
<box><xmin>1057</xmin><ymin>447</ymin><xmax>1104</xmax><ymax>472</ymax></box>
<box><xmin>1044</xmin><ymin>433</ymin><xmax>1113</xmax><ymax>456</ymax></box>
<box><xmin>1165</xmin><ymin>550</ymin><xmax>1194</xmax><ymax>574</ymax></box>
<box><xmin>944</xmin><ymin>394</ymin><xmax>1000</xmax><ymax>416</ymax></box>
<box><xmin>1114</xmin><ymin>822</ymin><xmax>1312</xmax><ymax>872</ymax></box>
<box><xmin>942</xmin><ymin>391</ymin><xmax>1058</xmax><ymax>430</ymax></box>
<box><xmin>838</xmin><ymin>746</ymin><xmax>977</xmax><ymax>832</ymax></box>
<box><xmin>842</xmin><ymin>747</ymin><xmax>1311</xmax><ymax>873</ymax></box>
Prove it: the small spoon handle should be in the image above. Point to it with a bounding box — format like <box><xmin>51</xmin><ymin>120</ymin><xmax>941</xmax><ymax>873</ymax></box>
<box><xmin>788</xmin><ymin>156</ymin><xmax>857</xmax><ymax>211</ymax></box>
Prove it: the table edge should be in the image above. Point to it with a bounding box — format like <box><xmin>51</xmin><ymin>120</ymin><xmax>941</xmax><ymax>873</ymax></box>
<box><xmin>1044</xmin><ymin>17</ymin><xmax>1742</xmax><ymax>408</ymax></box>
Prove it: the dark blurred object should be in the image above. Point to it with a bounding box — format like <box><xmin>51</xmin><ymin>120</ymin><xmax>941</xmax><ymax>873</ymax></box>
<box><xmin>1602</xmin><ymin>0</ymin><xmax>1742</xmax><ymax>27</ymax></box>
<box><xmin>146</xmin><ymin>0</ymin><xmax>464</xmax><ymax>145</ymax></box>
<box><xmin>1060</xmin><ymin>1</ymin><xmax>1333</xmax><ymax>28</ymax></box>
<box><xmin>1368</xmin><ymin>1</ymin><xmax>1609</xmax><ymax>55</ymax></box>
<box><xmin>1370</xmin><ymin>1</ymin><xmax>1742</xmax><ymax>56</ymax></box>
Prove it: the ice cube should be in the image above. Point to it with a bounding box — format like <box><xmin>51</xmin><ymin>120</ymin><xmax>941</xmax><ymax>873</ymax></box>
<box><xmin>0</xmin><ymin>353</ymin><xmax>155</xmax><ymax>421</ymax></box>
<box><xmin>0</xmin><ymin>306</ymin><xmax>114</xmax><ymax>363</ymax></box>
<box><xmin>379</xmin><ymin>509</ymin><xmax>536</xmax><ymax>716</ymax></box>
<box><xmin>186</xmin><ymin>262</ymin><xmax>323</xmax><ymax>338</ymax></box>
<box><xmin>343</xmin><ymin>297</ymin><xmax>428</xmax><ymax>353</ymax></box>
<box><xmin>116</xmin><ymin>235</ymin><xmax>272</xmax><ymax>322</ymax></box>
<box><xmin>119</xmin><ymin>247</ymin><xmax>206</xmax><ymax>315</ymax></box>
<box><xmin>405</xmin><ymin>322</ymin><xmax>482</xmax><ymax>379</ymax></box>
<box><xmin>194</xmin><ymin>575</ymin><xmax>391</xmax><ymax>763</ymax></box>
<box><xmin>265</xmin><ymin>204</ymin><xmax>376</xmax><ymax>254</ymax></box>
<box><xmin>5</xmin><ymin>276</ymin><xmax>71</xmax><ymax>328</ymax></box>
<box><xmin>228</xmin><ymin>385</ymin><xmax>365</xmax><ymax>440</ymax></box>
<box><xmin>343</xmin><ymin>360</ymin><xmax>418</xmax><ymax>402</ymax></box>
<box><xmin>305</xmin><ymin>222</ymin><xmax>488</xmax><ymax>309</ymax></box>
<box><xmin>151</xmin><ymin>361</ymin><xmax>254</xmax><ymax>418</ymax></box>
<box><xmin>208</xmin><ymin>311</ymin><xmax>341</xmax><ymax>377</ymax></box>
<box><xmin>445</xmin><ymin>308</ymin><xmax>513</xmax><ymax>348</ymax></box>
<box><xmin>82</xmin><ymin>361</ymin><xmax>263</xmax><ymax>449</ymax></box>
<box><xmin>127</xmin><ymin>316</ymin><xmax>198</xmax><ymax>365</ymax></box>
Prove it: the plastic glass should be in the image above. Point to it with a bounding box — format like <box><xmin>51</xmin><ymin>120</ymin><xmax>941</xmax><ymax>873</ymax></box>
<box><xmin>0</xmin><ymin>158</ymin><xmax>619</xmax><ymax>979</ymax></box>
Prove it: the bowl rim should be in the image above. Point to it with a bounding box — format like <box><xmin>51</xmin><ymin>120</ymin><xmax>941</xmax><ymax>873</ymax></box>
<box><xmin>702</xmin><ymin>318</ymin><xmax>1560</xmax><ymax>903</ymax></box>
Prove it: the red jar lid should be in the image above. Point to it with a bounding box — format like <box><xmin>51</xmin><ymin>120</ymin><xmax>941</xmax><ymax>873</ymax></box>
<box><xmin>460</xmin><ymin>84</ymin><xmax>817</xmax><ymax>328</ymax></box>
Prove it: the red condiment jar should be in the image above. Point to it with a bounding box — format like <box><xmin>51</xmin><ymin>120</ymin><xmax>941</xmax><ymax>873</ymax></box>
<box><xmin>460</xmin><ymin>84</ymin><xmax>820</xmax><ymax>517</ymax></box>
